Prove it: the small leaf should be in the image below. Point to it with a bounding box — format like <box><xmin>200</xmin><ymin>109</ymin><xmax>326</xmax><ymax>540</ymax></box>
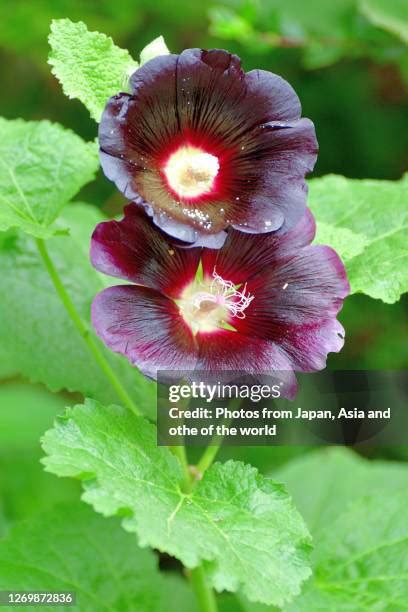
<box><xmin>140</xmin><ymin>35</ymin><xmax>170</xmax><ymax>65</ymax></box>
<box><xmin>49</xmin><ymin>19</ymin><xmax>138</xmax><ymax>122</ymax></box>
<box><xmin>0</xmin><ymin>502</ymin><xmax>192</xmax><ymax>611</ymax></box>
<box><xmin>309</xmin><ymin>174</ymin><xmax>408</xmax><ymax>303</ymax></box>
<box><xmin>0</xmin><ymin>204</ymin><xmax>155</xmax><ymax>417</ymax></box>
<box><xmin>0</xmin><ymin>118</ymin><xmax>98</xmax><ymax>238</ymax></box>
<box><xmin>42</xmin><ymin>400</ymin><xmax>312</xmax><ymax>607</ymax></box>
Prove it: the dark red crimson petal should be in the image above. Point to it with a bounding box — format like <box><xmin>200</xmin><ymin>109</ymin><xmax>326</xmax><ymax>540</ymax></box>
<box><xmin>229</xmin><ymin>118</ymin><xmax>317</xmax><ymax>234</ymax></box>
<box><xmin>101</xmin><ymin>56</ymin><xmax>179</xmax><ymax>163</ymax></box>
<box><xmin>202</xmin><ymin>210</ymin><xmax>348</xmax><ymax>372</ymax></box>
<box><xmin>243</xmin><ymin>69</ymin><xmax>301</xmax><ymax>122</ymax></box>
<box><xmin>236</xmin><ymin>245</ymin><xmax>349</xmax><ymax>371</ymax></box>
<box><xmin>91</xmin><ymin>285</ymin><xmax>198</xmax><ymax>378</ymax></box>
<box><xmin>90</xmin><ymin>204</ymin><xmax>201</xmax><ymax>299</ymax></box>
<box><xmin>174</xmin><ymin>49</ymin><xmax>302</xmax><ymax>140</ymax></box>
<box><xmin>201</xmin><ymin>208</ymin><xmax>316</xmax><ymax>286</ymax></box>
<box><xmin>195</xmin><ymin>329</ymin><xmax>297</xmax><ymax>399</ymax></box>
<box><xmin>99</xmin><ymin>49</ymin><xmax>317</xmax><ymax>244</ymax></box>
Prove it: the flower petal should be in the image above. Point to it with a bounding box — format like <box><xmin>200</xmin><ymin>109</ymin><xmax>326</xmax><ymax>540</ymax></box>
<box><xmin>90</xmin><ymin>204</ymin><xmax>201</xmax><ymax>298</ymax></box>
<box><xmin>230</xmin><ymin>118</ymin><xmax>318</xmax><ymax>234</ymax></box>
<box><xmin>237</xmin><ymin>245</ymin><xmax>349</xmax><ymax>371</ymax></box>
<box><xmin>201</xmin><ymin>209</ymin><xmax>316</xmax><ymax>286</ymax></box>
<box><xmin>244</xmin><ymin>69</ymin><xmax>301</xmax><ymax>122</ymax></box>
<box><xmin>91</xmin><ymin>285</ymin><xmax>198</xmax><ymax>378</ymax></box>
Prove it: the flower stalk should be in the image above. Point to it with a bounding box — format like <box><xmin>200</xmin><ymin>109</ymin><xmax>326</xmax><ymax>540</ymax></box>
<box><xmin>189</xmin><ymin>565</ymin><xmax>218</xmax><ymax>612</ymax></box>
<box><xmin>35</xmin><ymin>238</ymin><xmax>141</xmax><ymax>417</ymax></box>
<box><xmin>196</xmin><ymin>441</ymin><xmax>223</xmax><ymax>476</ymax></box>
<box><xmin>170</xmin><ymin>444</ymin><xmax>193</xmax><ymax>492</ymax></box>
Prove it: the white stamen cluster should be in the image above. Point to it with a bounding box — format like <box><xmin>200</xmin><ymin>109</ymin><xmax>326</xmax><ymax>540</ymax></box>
<box><xmin>179</xmin><ymin>268</ymin><xmax>254</xmax><ymax>334</ymax></box>
<box><xmin>191</xmin><ymin>271</ymin><xmax>254</xmax><ymax>319</ymax></box>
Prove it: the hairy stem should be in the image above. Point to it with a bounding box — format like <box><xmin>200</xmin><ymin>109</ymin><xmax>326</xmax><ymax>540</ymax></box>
<box><xmin>196</xmin><ymin>414</ymin><xmax>233</xmax><ymax>477</ymax></box>
<box><xmin>36</xmin><ymin>238</ymin><xmax>141</xmax><ymax>417</ymax></box>
<box><xmin>196</xmin><ymin>442</ymin><xmax>223</xmax><ymax>475</ymax></box>
<box><xmin>170</xmin><ymin>445</ymin><xmax>192</xmax><ymax>492</ymax></box>
<box><xmin>190</xmin><ymin>565</ymin><xmax>218</xmax><ymax>612</ymax></box>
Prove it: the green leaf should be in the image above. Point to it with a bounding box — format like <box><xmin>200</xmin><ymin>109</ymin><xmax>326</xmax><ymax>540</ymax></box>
<box><xmin>140</xmin><ymin>35</ymin><xmax>170</xmax><ymax>65</ymax></box>
<box><xmin>0</xmin><ymin>381</ymin><xmax>79</xmax><ymax>530</ymax></box>
<box><xmin>314</xmin><ymin>221</ymin><xmax>368</xmax><ymax>261</ymax></box>
<box><xmin>309</xmin><ymin>173</ymin><xmax>408</xmax><ymax>303</ymax></box>
<box><xmin>360</xmin><ymin>0</ymin><xmax>408</xmax><ymax>44</ymax></box>
<box><xmin>0</xmin><ymin>118</ymin><xmax>98</xmax><ymax>238</ymax></box>
<box><xmin>0</xmin><ymin>204</ymin><xmax>155</xmax><ymax>418</ymax></box>
<box><xmin>0</xmin><ymin>502</ymin><xmax>192</xmax><ymax>611</ymax></box>
<box><xmin>288</xmin><ymin>492</ymin><xmax>408</xmax><ymax>610</ymax></box>
<box><xmin>0</xmin><ymin>381</ymin><xmax>67</xmax><ymax>451</ymax></box>
<box><xmin>275</xmin><ymin>447</ymin><xmax>408</xmax><ymax>532</ymax></box>
<box><xmin>42</xmin><ymin>400</ymin><xmax>312</xmax><ymax>607</ymax></box>
<box><xmin>272</xmin><ymin>449</ymin><xmax>408</xmax><ymax>610</ymax></box>
<box><xmin>49</xmin><ymin>19</ymin><xmax>138</xmax><ymax>122</ymax></box>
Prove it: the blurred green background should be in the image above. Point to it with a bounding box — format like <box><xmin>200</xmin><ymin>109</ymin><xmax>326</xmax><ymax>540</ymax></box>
<box><xmin>0</xmin><ymin>0</ymin><xmax>407</xmax><ymax>534</ymax></box>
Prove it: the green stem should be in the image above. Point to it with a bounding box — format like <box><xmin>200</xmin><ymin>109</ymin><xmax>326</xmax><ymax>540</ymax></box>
<box><xmin>190</xmin><ymin>565</ymin><xmax>218</xmax><ymax>612</ymax></box>
<box><xmin>196</xmin><ymin>442</ymin><xmax>223</xmax><ymax>475</ymax></box>
<box><xmin>170</xmin><ymin>445</ymin><xmax>192</xmax><ymax>492</ymax></box>
<box><xmin>196</xmin><ymin>414</ymin><xmax>234</xmax><ymax>476</ymax></box>
<box><xmin>36</xmin><ymin>238</ymin><xmax>140</xmax><ymax>417</ymax></box>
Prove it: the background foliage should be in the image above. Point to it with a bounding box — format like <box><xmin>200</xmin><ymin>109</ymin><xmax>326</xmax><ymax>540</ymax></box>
<box><xmin>0</xmin><ymin>0</ymin><xmax>407</xmax><ymax>609</ymax></box>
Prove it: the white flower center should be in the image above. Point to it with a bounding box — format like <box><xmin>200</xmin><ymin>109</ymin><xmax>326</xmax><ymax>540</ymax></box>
<box><xmin>163</xmin><ymin>145</ymin><xmax>219</xmax><ymax>199</ymax></box>
<box><xmin>179</xmin><ymin>269</ymin><xmax>254</xmax><ymax>334</ymax></box>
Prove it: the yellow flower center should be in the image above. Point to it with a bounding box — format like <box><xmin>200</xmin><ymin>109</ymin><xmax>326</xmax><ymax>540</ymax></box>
<box><xmin>163</xmin><ymin>145</ymin><xmax>219</xmax><ymax>199</ymax></box>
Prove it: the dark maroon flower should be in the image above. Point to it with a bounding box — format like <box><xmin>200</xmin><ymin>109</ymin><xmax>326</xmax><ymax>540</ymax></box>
<box><xmin>90</xmin><ymin>204</ymin><xmax>349</xmax><ymax>394</ymax></box>
<box><xmin>99</xmin><ymin>49</ymin><xmax>318</xmax><ymax>246</ymax></box>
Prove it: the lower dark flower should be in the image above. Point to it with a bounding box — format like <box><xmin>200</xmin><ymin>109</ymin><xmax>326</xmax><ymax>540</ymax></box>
<box><xmin>90</xmin><ymin>205</ymin><xmax>349</xmax><ymax>395</ymax></box>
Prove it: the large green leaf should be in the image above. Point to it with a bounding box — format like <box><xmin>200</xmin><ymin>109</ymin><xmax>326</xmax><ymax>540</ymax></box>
<box><xmin>0</xmin><ymin>118</ymin><xmax>98</xmax><ymax>238</ymax></box>
<box><xmin>0</xmin><ymin>502</ymin><xmax>193</xmax><ymax>611</ymax></box>
<box><xmin>274</xmin><ymin>449</ymin><xmax>408</xmax><ymax>610</ymax></box>
<box><xmin>237</xmin><ymin>450</ymin><xmax>408</xmax><ymax>611</ymax></box>
<box><xmin>42</xmin><ymin>400</ymin><xmax>312</xmax><ymax>607</ymax></box>
<box><xmin>288</xmin><ymin>492</ymin><xmax>408</xmax><ymax>610</ymax></box>
<box><xmin>49</xmin><ymin>19</ymin><xmax>138</xmax><ymax>122</ymax></box>
<box><xmin>0</xmin><ymin>204</ymin><xmax>155</xmax><ymax>417</ymax></box>
<box><xmin>275</xmin><ymin>447</ymin><xmax>408</xmax><ymax>532</ymax></box>
<box><xmin>310</xmin><ymin>174</ymin><xmax>408</xmax><ymax>303</ymax></box>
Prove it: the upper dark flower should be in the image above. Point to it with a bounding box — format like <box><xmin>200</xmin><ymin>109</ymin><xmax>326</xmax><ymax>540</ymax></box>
<box><xmin>98</xmin><ymin>48</ymin><xmax>318</xmax><ymax>247</ymax></box>
<box><xmin>90</xmin><ymin>204</ymin><xmax>348</xmax><ymax>396</ymax></box>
